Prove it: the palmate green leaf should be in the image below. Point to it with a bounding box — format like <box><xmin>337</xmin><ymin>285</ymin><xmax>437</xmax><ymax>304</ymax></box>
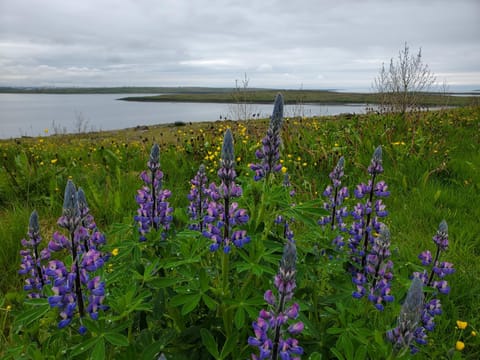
<box><xmin>220</xmin><ymin>334</ymin><xmax>238</xmax><ymax>359</ymax></box>
<box><xmin>330</xmin><ymin>347</ymin><xmax>346</xmax><ymax>360</ymax></box>
<box><xmin>104</xmin><ymin>332</ymin><xmax>129</xmax><ymax>346</ymax></box>
<box><xmin>91</xmin><ymin>338</ymin><xmax>105</xmax><ymax>360</ymax></box>
<box><xmin>69</xmin><ymin>337</ymin><xmax>101</xmax><ymax>357</ymax></box>
<box><xmin>200</xmin><ymin>328</ymin><xmax>219</xmax><ymax>359</ymax></box>
<box><xmin>148</xmin><ymin>277</ymin><xmax>183</xmax><ymax>289</ymax></box>
<box><xmin>14</xmin><ymin>302</ymin><xmax>50</xmax><ymax>327</ymax></box>
<box><xmin>282</xmin><ymin>200</ymin><xmax>329</xmax><ymax>227</ymax></box>
<box><xmin>202</xmin><ymin>294</ymin><xmax>217</xmax><ymax>310</ymax></box>
<box><xmin>234</xmin><ymin>307</ymin><xmax>245</xmax><ymax>329</ymax></box>
<box><xmin>181</xmin><ymin>293</ymin><xmax>201</xmax><ymax>315</ymax></box>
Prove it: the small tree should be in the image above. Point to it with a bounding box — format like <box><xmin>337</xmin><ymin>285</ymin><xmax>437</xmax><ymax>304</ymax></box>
<box><xmin>228</xmin><ymin>73</ymin><xmax>258</xmax><ymax>121</ymax></box>
<box><xmin>374</xmin><ymin>42</ymin><xmax>436</xmax><ymax>115</ymax></box>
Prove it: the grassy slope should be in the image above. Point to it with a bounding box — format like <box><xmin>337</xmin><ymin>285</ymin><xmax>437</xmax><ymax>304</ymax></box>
<box><xmin>1</xmin><ymin>106</ymin><xmax>479</xmax><ymax>357</ymax></box>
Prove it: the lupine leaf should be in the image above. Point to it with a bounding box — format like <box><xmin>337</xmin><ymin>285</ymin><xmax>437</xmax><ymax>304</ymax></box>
<box><xmin>14</xmin><ymin>302</ymin><xmax>50</xmax><ymax>327</ymax></box>
<box><xmin>330</xmin><ymin>347</ymin><xmax>346</xmax><ymax>360</ymax></box>
<box><xmin>91</xmin><ymin>338</ymin><xmax>105</xmax><ymax>360</ymax></box>
<box><xmin>181</xmin><ymin>294</ymin><xmax>201</xmax><ymax>315</ymax></box>
<box><xmin>200</xmin><ymin>328</ymin><xmax>219</xmax><ymax>358</ymax></box>
<box><xmin>104</xmin><ymin>332</ymin><xmax>129</xmax><ymax>346</ymax></box>
<box><xmin>234</xmin><ymin>307</ymin><xmax>245</xmax><ymax>329</ymax></box>
<box><xmin>69</xmin><ymin>337</ymin><xmax>101</xmax><ymax>357</ymax></box>
<box><xmin>220</xmin><ymin>334</ymin><xmax>237</xmax><ymax>359</ymax></box>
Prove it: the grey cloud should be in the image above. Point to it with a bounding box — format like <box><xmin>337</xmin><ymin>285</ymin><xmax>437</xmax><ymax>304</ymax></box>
<box><xmin>0</xmin><ymin>0</ymin><xmax>479</xmax><ymax>89</ymax></box>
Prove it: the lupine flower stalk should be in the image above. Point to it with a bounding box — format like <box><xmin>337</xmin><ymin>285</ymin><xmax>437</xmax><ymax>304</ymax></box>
<box><xmin>387</xmin><ymin>276</ymin><xmax>426</xmax><ymax>354</ymax></box>
<box><xmin>250</xmin><ymin>93</ymin><xmax>284</xmax><ymax>181</ymax></box>
<box><xmin>318</xmin><ymin>156</ymin><xmax>349</xmax><ymax>248</ymax></box>
<box><xmin>46</xmin><ymin>180</ymin><xmax>108</xmax><ymax>333</ymax></box>
<box><xmin>135</xmin><ymin>144</ymin><xmax>174</xmax><ymax>241</ymax></box>
<box><xmin>413</xmin><ymin>220</ymin><xmax>454</xmax><ymax>340</ymax></box>
<box><xmin>248</xmin><ymin>222</ymin><xmax>303</xmax><ymax>359</ymax></box>
<box><xmin>187</xmin><ymin>164</ymin><xmax>209</xmax><ymax>232</ymax></box>
<box><xmin>348</xmin><ymin>146</ymin><xmax>391</xmax><ymax>309</ymax></box>
<box><xmin>19</xmin><ymin>210</ymin><xmax>50</xmax><ymax>298</ymax></box>
<box><xmin>203</xmin><ymin>129</ymin><xmax>250</xmax><ymax>253</ymax></box>
<box><xmin>364</xmin><ymin>225</ymin><xmax>394</xmax><ymax>310</ymax></box>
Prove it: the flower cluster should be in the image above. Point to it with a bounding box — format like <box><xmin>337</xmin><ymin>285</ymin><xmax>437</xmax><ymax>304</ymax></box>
<box><xmin>348</xmin><ymin>146</ymin><xmax>392</xmax><ymax>309</ymax></box>
<box><xmin>47</xmin><ymin>181</ymin><xmax>108</xmax><ymax>332</ymax></box>
<box><xmin>248</xmin><ymin>228</ymin><xmax>304</xmax><ymax>360</ymax></box>
<box><xmin>250</xmin><ymin>93</ymin><xmax>284</xmax><ymax>181</ymax></box>
<box><xmin>413</xmin><ymin>220</ymin><xmax>454</xmax><ymax>340</ymax></box>
<box><xmin>387</xmin><ymin>276</ymin><xmax>426</xmax><ymax>354</ymax></box>
<box><xmin>19</xmin><ymin>210</ymin><xmax>50</xmax><ymax>298</ymax></box>
<box><xmin>318</xmin><ymin>156</ymin><xmax>349</xmax><ymax>247</ymax></box>
<box><xmin>135</xmin><ymin>144</ymin><xmax>174</xmax><ymax>241</ymax></box>
<box><xmin>187</xmin><ymin>164</ymin><xmax>210</xmax><ymax>232</ymax></box>
<box><xmin>202</xmin><ymin>129</ymin><xmax>250</xmax><ymax>253</ymax></box>
<box><xmin>19</xmin><ymin>180</ymin><xmax>108</xmax><ymax>333</ymax></box>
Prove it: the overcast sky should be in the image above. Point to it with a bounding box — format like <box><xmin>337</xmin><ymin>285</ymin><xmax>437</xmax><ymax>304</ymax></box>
<box><xmin>1</xmin><ymin>0</ymin><xmax>479</xmax><ymax>91</ymax></box>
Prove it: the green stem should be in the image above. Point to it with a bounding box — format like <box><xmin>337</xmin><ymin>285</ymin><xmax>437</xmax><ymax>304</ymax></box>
<box><xmin>221</xmin><ymin>251</ymin><xmax>230</xmax><ymax>296</ymax></box>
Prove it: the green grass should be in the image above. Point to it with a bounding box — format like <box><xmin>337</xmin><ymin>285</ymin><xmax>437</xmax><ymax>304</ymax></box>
<box><xmin>1</xmin><ymin>105</ymin><xmax>479</xmax><ymax>359</ymax></box>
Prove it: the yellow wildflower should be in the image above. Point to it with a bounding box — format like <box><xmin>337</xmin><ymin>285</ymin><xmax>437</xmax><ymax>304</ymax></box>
<box><xmin>455</xmin><ymin>341</ymin><xmax>465</xmax><ymax>351</ymax></box>
<box><xmin>112</xmin><ymin>248</ymin><xmax>119</xmax><ymax>257</ymax></box>
<box><xmin>281</xmin><ymin>166</ymin><xmax>287</xmax><ymax>174</ymax></box>
<box><xmin>236</xmin><ymin>157</ymin><xmax>241</xmax><ymax>162</ymax></box>
<box><xmin>6</xmin><ymin>305</ymin><xmax>11</xmax><ymax>311</ymax></box>
<box><xmin>457</xmin><ymin>320</ymin><xmax>468</xmax><ymax>330</ymax></box>
<box><xmin>51</xmin><ymin>158</ymin><xmax>58</xmax><ymax>164</ymax></box>
<box><xmin>472</xmin><ymin>331</ymin><xmax>477</xmax><ymax>337</ymax></box>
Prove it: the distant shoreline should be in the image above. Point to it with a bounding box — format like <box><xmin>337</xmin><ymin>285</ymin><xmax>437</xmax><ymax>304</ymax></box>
<box><xmin>1</xmin><ymin>86</ymin><xmax>478</xmax><ymax>107</ymax></box>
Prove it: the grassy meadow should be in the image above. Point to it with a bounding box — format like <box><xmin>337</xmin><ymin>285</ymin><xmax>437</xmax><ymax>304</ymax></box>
<box><xmin>0</xmin><ymin>103</ymin><xmax>479</xmax><ymax>359</ymax></box>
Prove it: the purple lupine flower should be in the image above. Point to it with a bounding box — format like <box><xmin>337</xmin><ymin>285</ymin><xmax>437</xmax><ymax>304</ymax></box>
<box><xmin>365</xmin><ymin>225</ymin><xmax>394</xmax><ymax>310</ymax></box>
<box><xmin>249</xmin><ymin>221</ymin><xmax>303</xmax><ymax>360</ymax></box>
<box><xmin>318</xmin><ymin>157</ymin><xmax>350</xmax><ymax>243</ymax></box>
<box><xmin>46</xmin><ymin>180</ymin><xmax>108</xmax><ymax>333</ymax></box>
<box><xmin>19</xmin><ymin>210</ymin><xmax>50</xmax><ymax>298</ymax></box>
<box><xmin>203</xmin><ymin>129</ymin><xmax>250</xmax><ymax>253</ymax></box>
<box><xmin>409</xmin><ymin>220</ymin><xmax>454</xmax><ymax>351</ymax></box>
<box><xmin>134</xmin><ymin>144</ymin><xmax>174</xmax><ymax>241</ymax></box>
<box><xmin>250</xmin><ymin>93</ymin><xmax>284</xmax><ymax>181</ymax></box>
<box><xmin>387</xmin><ymin>276</ymin><xmax>426</xmax><ymax>354</ymax></box>
<box><xmin>348</xmin><ymin>146</ymin><xmax>391</xmax><ymax>308</ymax></box>
<box><xmin>187</xmin><ymin>164</ymin><xmax>210</xmax><ymax>232</ymax></box>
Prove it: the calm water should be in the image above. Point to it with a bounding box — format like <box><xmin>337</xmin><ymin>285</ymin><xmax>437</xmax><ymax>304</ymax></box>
<box><xmin>0</xmin><ymin>93</ymin><xmax>368</xmax><ymax>139</ymax></box>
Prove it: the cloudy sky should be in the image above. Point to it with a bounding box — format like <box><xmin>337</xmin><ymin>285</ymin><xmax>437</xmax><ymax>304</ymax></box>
<box><xmin>1</xmin><ymin>0</ymin><xmax>479</xmax><ymax>91</ymax></box>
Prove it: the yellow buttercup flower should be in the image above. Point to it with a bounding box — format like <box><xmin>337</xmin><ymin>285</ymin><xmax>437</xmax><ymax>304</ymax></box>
<box><xmin>281</xmin><ymin>166</ymin><xmax>287</xmax><ymax>174</ymax></box>
<box><xmin>455</xmin><ymin>341</ymin><xmax>465</xmax><ymax>351</ymax></box>
<box><xmin>472</xmin><ymin>331</ymin><xmax>477</xmax><ymax>337</ymax></box>
<box><xmin>457</xmin><ymin>320</ymin><xmax>468</xmax><ymax>330</ymax></box>
<box><xmin>112</xmin><ymin>248</ymin><xmax>119</xmax><ymax>256</ymax></box>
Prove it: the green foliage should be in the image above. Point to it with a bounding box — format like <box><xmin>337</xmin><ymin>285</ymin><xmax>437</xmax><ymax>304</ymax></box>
<box><xmin>1</xmin><ymin>106</ymin><xmax>479</xmax><ymax>359</ymax></box>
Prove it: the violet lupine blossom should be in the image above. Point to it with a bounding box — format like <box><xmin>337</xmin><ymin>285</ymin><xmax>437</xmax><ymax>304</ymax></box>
<box><xmin>318</xmin><ymin>157</ymin><xmax>349</xmax><ymax>248</ymax></box>
<box><xmin>364</xmin><ymin>225</ymin><xmax>394</xmax><ymax>310</ymax></box>
<box><xmin>348</xmin><ymin>146</ymin><xmax>391</xmax><ymax>308</ymax></box>
<box><xmin>19</xmin><ymin>210</ymin><xmax>50</xmax><ymax>298</ymax></box>
<box><xmin>412</xmin><ymin>220</ymin><xmax>454</xmax><ymax>339</ymax></box>
<box><xmin>248</xmin><ymin>229</ymin><xmax>303</xmax><ymax>360</ymax></box>
<box><xmin>46</xmin><ymin>180</ymin><xmax>108</xmax><ymax>333</ymax></box>
<box><xmin>187</xmin><ymin>164</ymin><xmax>210</xmax><ymax>232</ymax></box>
<box><xmin>135</xmin><ymin>144</ymin><xmax>174</xmax><ymax>241</ymax></box>
<box><xmin>202</xmin><ymin>129</ymin><xmax>250</xmax><ymax>253</ymax></box>
<box><xmin>250</xmin><ymin>93</ymin><xmax>284</xmax><ymax>181</ymax></box>
<box><xmin>387</xmin><ymin>276</ymin><xmax>427</xmax><ymax>355</ymax></box>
